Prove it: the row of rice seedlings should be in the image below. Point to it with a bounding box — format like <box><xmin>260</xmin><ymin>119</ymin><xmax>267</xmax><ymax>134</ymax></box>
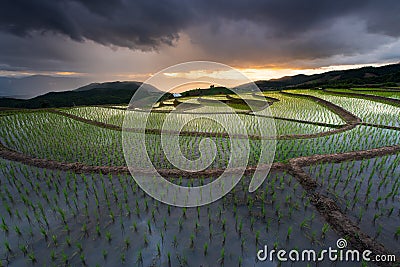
<box><xmin>272</xmin><ymin>125</ymin><xmax>400</xmax><ymax>162</ymax></box>
<box><xmin>1</xmin><ymin>112</ymin><xmax>399</xmax><ymax>169</ymax></box>
<box><xmin>150</xmin><ymin>124</ymin><xmax>398</xmax><ymax>168</ymax></box>
<box><xmin>0</xmin><ymin>112</ymin><xmax>125</xmax><ymax>166</ymax></box>
<box><xmin>273</xmin><ymin>120</ymin><xmax>333</xmax><ymax>135</ymax></box>
<box><xmin>62</xmin><ymin>106</ymin><xmax>127</xmax><ymax>126</ymax></box>
<box><xmin>326</xmin><ymin>88</ymin><xmax>400</xmax><ymax>100</ymax></box>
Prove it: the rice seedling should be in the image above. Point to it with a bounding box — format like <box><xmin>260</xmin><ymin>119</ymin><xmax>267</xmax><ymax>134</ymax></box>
<box><xmin>50</xmin><ymin>250</ymin><xmax>56</xmax><ymax>262</ymax></box>
<box><xmin>4</xmin><ymin>241</ymin><xmax>11</xmax><ymax>253</ymax></box>
<box><xmin>190</xmin><ymin>233</ymin><xmax>195</xmax><ymax>248</ymax></box>
<box><xmin>286</xmin><ymin>226</ymin><xmax>293</xmax><ymax>240</ymax></box>
<box><xmin>65</xmin><ymin>236</ymin><xmax>71</xmax><ymax>247</ymax></box>
<box><xmin>143</xmin><ymin>233</ymin><xmax>149</xmax><ymax>246</ymax></box>
<box><xmin>124</xmin><ymin>238</ymin><xmax>130</xmax><ymax>249</ymax></box>
<box><xmin>61</xmin><ymin>252</ymin><xmax>69</xmax><ymax>265</ymax></box>
<box><xmin>255</xmin><ymin>230</ymin><xmax>260</xmax><ymax>245</ymax></box>
<box><xmin>18</xmin><ymin>244</ymin><xmax>28</xmax><ymax>256</ymax></box>
<box><xmin>0</xmin><ymin>218</ymin><xmax>9</xmax><ymax>233</ymax></box>
<box><xmin>105</xmin><ymin>231</ymin><xmax>112</xmax><ymax>243</ymax></box>
<box><xmin>395</xmin><ymin>227</ymin><xmax>400</xmax><ymax>239</ymax></box>
<box><xmin>219</xmin><ymin>248</ymin><xmax>225</xmax><ymax>265</ymax></box>
<box><xmin>147</xmin><ymin>219</ymin><xmax>152</xmax><ymax>233</ymax></box>
<box><xmin>136</xmin><ymin>250</ymin><xmax>143</xmax><ymax>264</ymax></box>
<box><xmin>80</xmin><ymin>253</ymin><xmax>86</xmax><ymax>266</ymax></box>
<box><xmin>28</xmin><ymin>252</ymin><xmax>36</xmax><ymax>264</ymax></box>
<box><xmin>102</xmin><ymin>249</ymin><xmax>108</xmax><ymax>259</ymax></box>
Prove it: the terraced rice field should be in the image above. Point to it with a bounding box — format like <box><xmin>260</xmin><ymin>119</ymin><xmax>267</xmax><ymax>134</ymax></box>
<box><xmin>329</xmin><ymin>88</ymin><xmax>400</xmax><ymax>100</ymax></box>
<box><xmin>263</xmin><ymin>92</ymin><xmax>345</xmax><ymax>125</ymax></box>
<box><xmin>290</xmin><ymin>89</ymin><xmax>400</xmax><ymax>127</ymax></box>
<box><xmin>0</xmin><ymin>89</ymin><xmax>399</xmax><ymax>266</ymax></box>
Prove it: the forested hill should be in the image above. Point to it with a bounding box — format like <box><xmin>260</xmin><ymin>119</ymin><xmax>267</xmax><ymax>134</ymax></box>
<box><xmin>0</xmin><ymin>81</ymin><xmax>144</xmax><ymax>108</ymax></box>
<box><xmin>253</xmin><ymin>63</ymin><xmax>400</xmax><ymax>90</ymax></box>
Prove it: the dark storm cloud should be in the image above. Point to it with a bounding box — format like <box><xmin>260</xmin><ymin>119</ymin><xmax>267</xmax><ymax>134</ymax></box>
<box><xmin>362</xmin><ymin>1</ymin><xmax>400</xmax><ymax>37</ymax></box>
<box><xmin>0</xmin><ymin>64</ymin><xmax>26</xmax><ymax>72</ymax></box>
<box><xmin>0</xmin><ymin>0</ymin><xmax>82</xmax><ymax>40</ymax></box>
<box><xmin>0</xmin><ymin>32</ymin><xmax>80</xmax><ymax>71</ymax></box>
<box><xmin>201</xmin><ymin>0</ymin><xmax>400</xmax><ymax>39</ymax></box>
<box><xmin>1</xmin><ymin>0</ymin><xmax>399</xmax><ymax>49</ymax></box>
<box><xmin>0</xmin><ymin>0</ymin><xmax>193</xmax><ymax>49</ymax></box>
<box><xmin>0</xmin><ymin>0</ymin><xmax>399</xmax><ymax>70</ymax></box>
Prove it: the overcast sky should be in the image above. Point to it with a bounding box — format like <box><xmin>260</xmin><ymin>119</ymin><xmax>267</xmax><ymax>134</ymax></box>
<box><xmin>1</xmin><ymin>0</ymin><xmax>400</xmax><ymax>87</ymax></box>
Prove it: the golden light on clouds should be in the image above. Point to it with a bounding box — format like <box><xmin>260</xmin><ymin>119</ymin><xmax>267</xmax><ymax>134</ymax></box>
<box><xmin>54</xmin><ymin>71</ymin><xmax>82</xmax><ymax>76</ymax></box>
<box><xmin>162</xmin><ymin>69</ymin><xmax>249</xmax><ymax>88</ymax></box>
<box><xmin>0</xmin><ymin>70</ymin><xmax>86</xmax><ymax>77</ymax></box>
<box><xmin>132</xmin><ymin>62</ymin><xmax>393</xmax><ymax>92</ymax></box>
<box><xmin>163</xmin><ymin>69</ymin><xmax>244</xmax><ymax>80</ymax></box>
<box><xmin>237</xmin><ymin>63</ymin><xmax>390</xmax><ymax>81</ymax></box>
<box><xmin>168</xmin><ymin>81</ymin><xmax>223</xmax><ymax>93</ymax></box>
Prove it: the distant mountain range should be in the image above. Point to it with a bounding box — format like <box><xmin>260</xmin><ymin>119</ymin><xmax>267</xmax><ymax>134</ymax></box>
<box><xmin>0</xmin><ymin>81</ymin><xmax>145</xmax><ymax>108</ymax></box>
<box><xmin>0</xmin><ymin>63</ymin><xmax>399</xmax><ymax>108</ymax></box>
<box><xmin>254</xmin><ymin>63</ymin><xmax>400</xmax><ymax>90</ymax></box>
<box><xmin>0</xmin><ymin>75</ymin><xmax>91</xmax><ymax>99</ymax></box>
